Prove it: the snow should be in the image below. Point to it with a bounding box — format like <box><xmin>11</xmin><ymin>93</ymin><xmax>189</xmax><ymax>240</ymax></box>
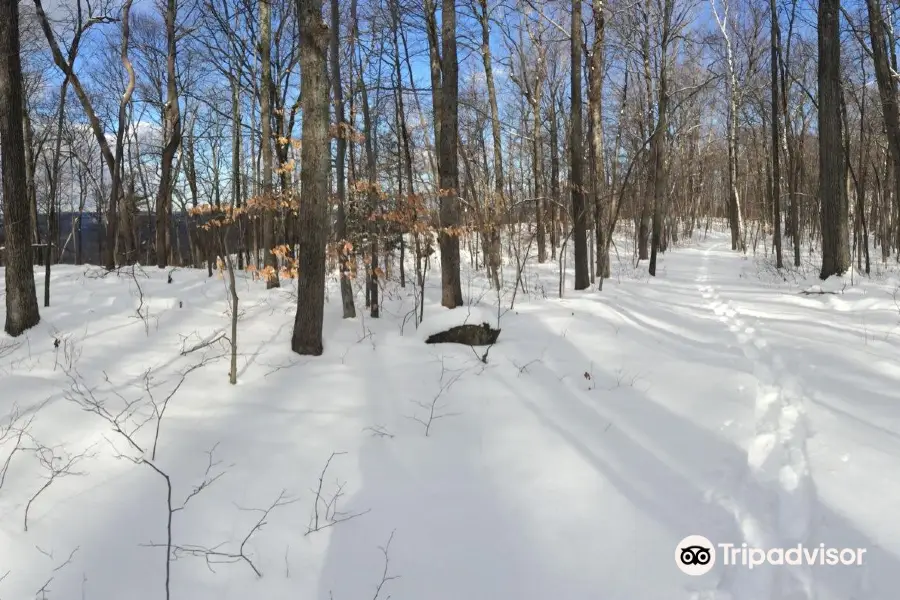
<box><xmin>1</xmin><ymin>228</ymin><xmax>899</xmax><ymax>599</ymax></box>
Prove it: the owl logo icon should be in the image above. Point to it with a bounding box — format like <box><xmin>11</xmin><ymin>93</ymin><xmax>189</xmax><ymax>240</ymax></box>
<box><xmin>675</xmin><ymin>535</ymin><xmax>716</xmax><ymax>576</ymax></box>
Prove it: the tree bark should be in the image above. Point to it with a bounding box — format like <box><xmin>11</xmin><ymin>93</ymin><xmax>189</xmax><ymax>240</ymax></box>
<box><xmin>589</xmin><ymin>0</ymin><xmax>608</xmax><ymax>283</ymax></box>
<box><xmin>649</xmin><ymin>0</ymin><xmax>673</xmax><ymax>276</ymax></box>
<box><xmin>710</xmin><ymin>0</ymin><xmax>745</xmax><ymax>252</ymax></box>
<box><xmin>332</xmin><ymin>0</ymin><xmax>356</xmax><ymax>318</ymax></box>
<box><xmin>571</xmin><ymin>0</ymin><xmax>589</xmax><ymax>290</ymax></box>
<box><xmin>358</xmin><ymin>16</ymin><xmax>380</xmax><ymax>318</ymax></box>
<box><xmin>45</xmin><ymin>77</ymin><xmax>70</xmax><ymax>307</ymax></box>
<box><xmin>1</xmin><ymin>0</ymin><xmax>41</xmax><ymax>335</ymax></box>
<box><xmin>292</xmin><ymin>0</ymin><xmax>330</xmax><ymax>355</ymax></box>
<box><xmin>423</xmin><ymin>0</ymin><xmax>442</xmax><ymax>167</ymax></box>
<box><xmin>260</xmin><ymin>0</ymin><xmax>279</xmax><ymax>288</ymax></box>
<box><xmin>771</xmin><ymin>0</ymin><xmax>783</xmax><ymax>268</ymax></box>
<box><xmin>230</xmin><ymin>63</ymin><xmax>244</xmax><ymax>269</ymax></box>
<box><xmin>637</xmin><ymin>1</ymin><xmax>653</xmax><ymax>259</ymax></box>
<box><xmin>817</xmin><ymin>0</ymin><xmax>850</xmax><ymax>278</ymax></box>
<box><xmin>476</xmin><ymin>0</ymin><xmax>502</xmax><ymax>290</ymax></box>
<box><xmin>155</xmin><ymin>0</ymin><xmax>181</xmax><ymax>268</ymax></box>
<box><xmin>107</xmin><ymin>0</ymin><xmax>137</xmax><ymax>270</ymax></box>
<box><xmin>865</xmin><ymin>0</ymin><xmax>900</xmax><ymax>263</ymax></box>
<box><xmin>549</xmin><ymin>89</ymin><xmax>561</xmax><ymax>259</ymax></box>
<box><xmin>438</xmin><ymin>0</ymin><xmax>463</xmax><ymax>307</ymax></box>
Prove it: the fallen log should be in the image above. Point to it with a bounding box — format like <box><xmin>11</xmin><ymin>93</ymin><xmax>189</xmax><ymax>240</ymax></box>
<box><xmin>425</xmin><ymin>322</ymin><xmax>500</xmax><ymax>346</ymax></box>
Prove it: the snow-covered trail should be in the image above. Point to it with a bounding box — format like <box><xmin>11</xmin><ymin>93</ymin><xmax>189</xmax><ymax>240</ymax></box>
<box><xmin>317</xmin><ymin>234</ymin><xmax>900</xmax><ymax>600</ymax></box>
<box><xmin>688</xmin><ymin>237</ymin><xmax>900</xmax><ymax>599</ymax></box>
<box><xmin>2</xmin><ymin>233</ymin><xmax>900</xmax><ymax>600</ymax></box>
<box><xmin>697</xmin><ymin>241</ymin><xmax>817</xmax><ymax>599</ymax></box>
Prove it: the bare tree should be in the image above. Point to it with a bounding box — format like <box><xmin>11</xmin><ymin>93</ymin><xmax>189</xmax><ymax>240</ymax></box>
<box><xmin>589</xmin><ymin>0</ymin><xmax>607</xmax><ymax>283</ymax></box>
<box><xmin>260</xmin><ymin>0</ymin><xmax>279</xmax><ymax>288</ymax></box>
<box><xmin>109</xmin><ymin>0</ymin><xmax>138</xmax><ymax>270</ymax></box>
<box><xmin>1</xmin><ymin>0</ymin><xmax>41</xmax><ymax>336</ymax></box>
<box><xmin>155</xmin><ymin>0</ymin><xmax>182</xmax><ymax>268</ymax></box>
<box><xmin>438</xmin><ymin>0</ymin><xmax>463</xmax><ymax>308</ymax></box>
<box><xmin>292</xmin><ymin>0</ymin><xmax>330</xmax><ymax>355</ymax></box>
<box><xmin>330</xmin><ymin>0</ymin><xmax>356</xmax><ymax>318</ymax></box>
<box><xmin>473</xmin><ymin>0</ymin><xmax>503</xmax><ymax>290</ymax></box>
<box><xmin>710</xmin><ymin>0</ymin><xmax>745</xmax><ymax>253</ymax></box>
<box><xmin>770</xmin><ymin>0</ymin><xmax>783</xmax><ymax>268</ymax></box>
<box><xmin>818</xmin><ymin>0</ymin><xmax>849</xmax><ymax>278</ymax></box>
<box><xmin>571</xmin><ymin>0</ymin><xmax>589</xmax><ymax>290</ymax></box>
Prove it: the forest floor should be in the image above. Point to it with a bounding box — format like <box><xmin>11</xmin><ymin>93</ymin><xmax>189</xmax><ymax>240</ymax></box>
<box><xmin>1</xmin><ymin>226</ymin><xmax>899</xmax><ymax>600</ymax></box>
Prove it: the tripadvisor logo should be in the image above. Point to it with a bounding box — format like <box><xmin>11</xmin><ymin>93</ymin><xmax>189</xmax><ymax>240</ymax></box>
<box><xmin>675</xmin><ymin>535</ymin><xmax>867</xmax><ymax>576</ymax></box>
<box><xmin>675</xmin><ymin>535</ymin><xmax>716</xmax><ymax>576</ymax></box>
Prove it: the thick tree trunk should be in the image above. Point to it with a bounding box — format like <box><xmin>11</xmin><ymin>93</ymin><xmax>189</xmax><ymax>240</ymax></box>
<box><xmin>0</xmin><ymin>0</ymin><xmax>40</xmax><ymax>335</ymax></box>
<box><xmin>438</xmin><ymin>0</ymin><xmax>463</xmax><ymax>307</ymax></box>
<box><xmin>571</xmin><ymin>0</ymin><xmax>589</xmax><ymax>290</ymax></box>
<box><xmin>292</xmin><ymin>0</ymin><xmax>330</xmax><ymax>355</ymax></box>
<box><xmin>155</xmin><ymin>0</ymin><xmax>181</xmax><ymax>268</ymax></box>
<box><xmin>817</xmin><ymin>0</ymin><xmax>850</xmax><ymax>278</ymax></box>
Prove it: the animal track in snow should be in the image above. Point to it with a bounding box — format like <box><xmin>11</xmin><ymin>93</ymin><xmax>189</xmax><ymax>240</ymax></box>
<box><xmin>695</xmin><ymin>243</ymin><xmax>817</xmax><ymax>600</ymax></box>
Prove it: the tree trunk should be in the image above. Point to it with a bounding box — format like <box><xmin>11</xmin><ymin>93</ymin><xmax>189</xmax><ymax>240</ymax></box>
<box><xmin>571</xmin><ymin>0</ymin><xmax>589</xmax><ymax>290</ymax></box>
<box><xmin>424</xmin><ymin>0</ymin><xmax>442</xmax><ymax>169</ymax></box>
<box><xmin>0</xmin><ymin>0</ymin><xmax>40</xmax><ymax>335</ymax></box>
<box><xmin>107</xmin><ymin>0</ymin><xmax>136</xmax><ymax>271</ymax></box>
<box><xmin>817</xmin><ymin>0</ymin><xmax>850</xmax><ymax>278</ymax></box>
<box><xmin>771</xmin><ymin>0</ymin><xmax>783</xmax><ymax>268</ymax></box>
<box><xmin>230</xmin><ymin>65</ymin><xmax>244</xmax><ymax>270</ymax></box>
<box><xmin>22</xmin><ymin>109</ymin><xmax>40</xmax><ymax>261</ymax></box>
<box><xmin>477</xmin><ymin>0</ymin><xmax>502</xmax><ymax>290</ymax></box>
<box><xmin>866</xmin><ymin>0</ymin><xmax>900</xmax><ymax>262</ymax></box>
<box><xmin>438</xmin><ymin>0</ymin><xmax>463</xmax><ymax>307</ymax></box>
<box><xmin>358</xmin><ymin>27</ymin><xmax>380</xmax><ymax>318</ymax></box>
<box><xmin>532</xmin><ymin>89</ymin><xmax>546</xmax><ymax>264</ymax></box>
<box><xmin>332</xmin><ymin>0</ymin><xmax>356</xmax><ymax>318</ymax></box>
<box><xmin>589</xmin><ymin>0</ymin><xmax>608</xmax><ymax>283</ymax></box>
<box><xmin>638</xmin><ymin>2</ymin><xmax>653</xmax><ymax>260</ymax></box>
<box><xmin>44</xmin><ymin>76</ymin><xmax>70</xmax><ymax>306</ymax></box>
<box><xmin>549</xmin><ymin>89</ymin><xmax>561</xmax><ymax>260</ymax></box>
<box><xmin>711</xmin><ymin>0</ymin><xmax>745</xmax><ymax>252</ymax></box>
<box><xmin>260</xmin><ymin>0</ymin><xmax>279</xmax><ymax>288</ymax></box>
<box><xmin>649</xmin><ymin>0</ymin><xmax>675</xmax><ymax>276</ymax></box>
<box><xmin>155</xmin><ymin>0</ymin><xmax>181</xmax><ymax>268</ymax></box>
<box><xmin>292</xmin><ymin>0</ymin><xmax>330</xmax><ymax>355</ymax></box>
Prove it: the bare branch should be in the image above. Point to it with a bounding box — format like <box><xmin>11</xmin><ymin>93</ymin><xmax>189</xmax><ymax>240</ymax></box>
<box><xmin>25</xmin><ymin>443</ymin><xmax>95</xmax><ymax>531</ymax></box>
<box><xmin>372</xmin><ymin>530</ymin><xmax>400</xmax><ymax>600</ymax></box>
<box><xmin>306</xmin><ymin>452</ymin><xmax>370</xmax><ymax>535</ymax></box>
<box><xmin>147</xmin><ymin>489</ymin><xmax>299</xmax><ymax>578</ymax></box>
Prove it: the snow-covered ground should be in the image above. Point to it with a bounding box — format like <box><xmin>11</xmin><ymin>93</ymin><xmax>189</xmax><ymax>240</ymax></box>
<box><xmin>1</xmin><ymin>228</ymin><xmax>898</xmax><ymax>599</ymax></box>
